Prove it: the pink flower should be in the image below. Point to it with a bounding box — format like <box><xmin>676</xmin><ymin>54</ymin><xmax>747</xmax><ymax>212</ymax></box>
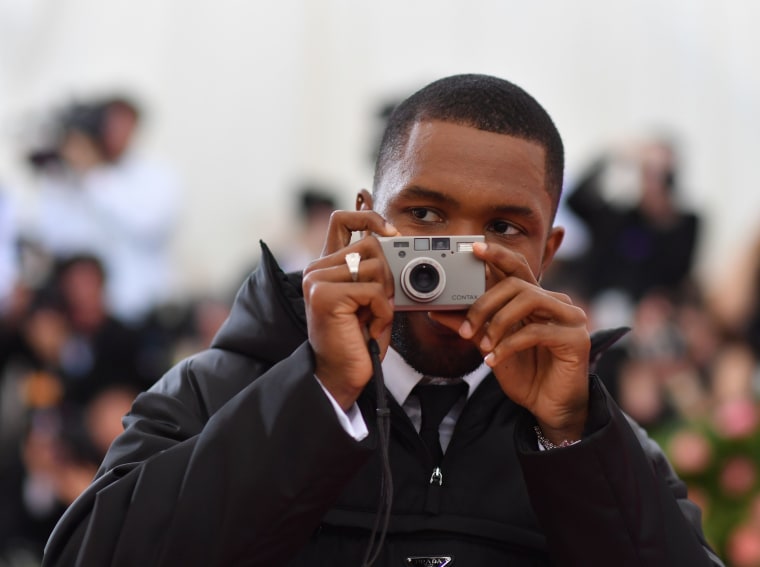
<box><xmin>721</xmin><ymin>457</ymin><xmax>758</xmax><ymax>497</ymax></box>
<box><xmin>714</xmin><ymin>399</ymin><xmax>760</xmax><ymax>439</ymax></box>
<box><xmin>667</xmin><ymin>430</ymin><xmax>712</xmax><ymax>475</ymax></box>
<box><xmin>728</xmin><ymin>524</ymin><xmax>760</xmax><ymax>567</ymax></box>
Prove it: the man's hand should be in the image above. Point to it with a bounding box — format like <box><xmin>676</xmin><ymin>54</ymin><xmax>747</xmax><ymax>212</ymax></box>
<box><xmin>301</xmin><ymin>210</ymin><xmax>400</xmax><ymax>411</ymax></box>
<box><xmin>431</xmin><ymin>241</ymin><xmax>591</xmax><ymax>445</ymax></box>
<box><xmin>59</xmin><ymin>131</ymin><xmax>104</xmax><ymax>173</ymax></box>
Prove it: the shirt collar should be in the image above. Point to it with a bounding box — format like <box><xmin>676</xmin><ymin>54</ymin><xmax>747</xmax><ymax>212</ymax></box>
<box><xmin>382</xmin><ymin>346</ymin><xmax>492</xmax><ymax>406</ymax></box>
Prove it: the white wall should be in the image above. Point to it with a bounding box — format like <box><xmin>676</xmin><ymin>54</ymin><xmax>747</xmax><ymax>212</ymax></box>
<box><xmin>1</xmin><ymin>0</ymin><xmax>758</xmax><ymax>297</ymax></box>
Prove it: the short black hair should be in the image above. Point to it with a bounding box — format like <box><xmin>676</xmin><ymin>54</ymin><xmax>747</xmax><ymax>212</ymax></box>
<box><xmin>373</xmin><ymin>74</ymin><xmax>564</xmax><ymax>212</ymax></box>
<box><xmin>296</xmin><ymin>185</ymin><xmax>338</xmax><ymax>221</ymax></box>
<box><xmin>54</xmin><ymin>253</ymin><xmax>107</xmax><ymax>284</ymax></box>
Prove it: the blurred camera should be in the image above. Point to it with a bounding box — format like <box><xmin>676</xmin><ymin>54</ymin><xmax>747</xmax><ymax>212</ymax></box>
<box><xmin>25</xmin><ymin>101</ymin><xmax>109</xmax><ymax>171</ymax></box>
<box><xmin>378</xmin><ymin>235</ymin><xmax>485</xmax><ymax>311</ymax></box>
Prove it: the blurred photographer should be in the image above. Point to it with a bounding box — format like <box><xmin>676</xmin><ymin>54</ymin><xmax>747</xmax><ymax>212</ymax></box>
<box><xmin>26</xmin><ymin>101</ymin><xmax>108</xmax><ymax>173</ymax></box>
<box><xmin>565</xmin><ymin>138</ymin><xmax>700</xmax><ymax>304</ymax></box>
<box><xmin>26</xmin><ymin>95</ymin><xmax>180</xmax><ymax>326</ymax></box>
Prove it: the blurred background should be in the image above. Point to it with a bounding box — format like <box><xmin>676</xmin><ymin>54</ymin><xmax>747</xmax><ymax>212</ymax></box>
<box><xmin>1</xmin><ymin>1</ymin><xmax>759</xmax><ymax>565</ymax></box>
<box><xmin>0</xmin><ymin>0</ymin><xmax>758</xmax><ymax>295</ymax></box>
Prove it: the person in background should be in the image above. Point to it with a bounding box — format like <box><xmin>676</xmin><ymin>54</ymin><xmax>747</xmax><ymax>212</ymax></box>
<box><xmin>52</xmin><ymin>254</ymin><xmax>155</xmax><ymax>404</ymax></box>
<box><xmin>565</xmin><ymin>137</ymin><xmax>700</xmax><ymax>304</ymax></box>
<box><xmin>27</xmin><ymin>95</ymin><xmax>181</xmax><ymax>326</ymax></box>
<box><xmin>277</xmin><ymin>184</ymin><xmax>340</xmax><ymax>273</ymax></box>
<box><xmin>0</xmin><ymin>255</ymin><xmax>145</xmax><ymax>563</ymax></box>
<box><xmin>0</xmin><ymin>385</ymin><xmax>137</xmax><ymax>565</ymax></box>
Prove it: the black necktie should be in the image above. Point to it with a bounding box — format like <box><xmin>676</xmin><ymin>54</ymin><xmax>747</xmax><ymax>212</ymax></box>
<box><xmin>412</xmin><ymin>380</ymin><xmax>468</xmax><ymax>465</ymax></box>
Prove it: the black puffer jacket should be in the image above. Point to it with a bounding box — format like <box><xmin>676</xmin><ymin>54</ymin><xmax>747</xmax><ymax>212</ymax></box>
<box><xmin>43</xmin><ymin>243</ymin><xmax>722</xmax><ymax>567</ymax></box>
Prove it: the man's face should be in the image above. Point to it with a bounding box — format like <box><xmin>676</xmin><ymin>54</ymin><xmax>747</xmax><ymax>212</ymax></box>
<box><xmin>372</xmin><ymin>120</ymin><xmax>561</xmax><ymax>378</ymax></box>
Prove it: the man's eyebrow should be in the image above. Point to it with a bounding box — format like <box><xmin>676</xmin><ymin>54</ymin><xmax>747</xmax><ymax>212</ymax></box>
<box><xmin>400</xmin><ymin>185</ymin><xmax>539</xmax><ymax>219</ymax></box>
<box><xmin>397</xmin><ymin>185</ymin><xmax>460</xmax><ymax>206</ymax></box>
<box><xmin>489</xmin><ymin>203</ymin><xmax>539</xmax><ymax>220</ymax></box>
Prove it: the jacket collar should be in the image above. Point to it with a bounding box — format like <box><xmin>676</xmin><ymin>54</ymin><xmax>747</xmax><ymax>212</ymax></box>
<box><xmin>210</xmin><ymin>241</ymin><xmax>307</xmax><ymax>364</ymax></box>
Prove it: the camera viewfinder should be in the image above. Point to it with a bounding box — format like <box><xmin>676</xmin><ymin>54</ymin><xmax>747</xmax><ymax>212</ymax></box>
<box><xmin>432</xmin><ymin>238</ymin><xmax>450</xmax><ymax>251</ymax></box>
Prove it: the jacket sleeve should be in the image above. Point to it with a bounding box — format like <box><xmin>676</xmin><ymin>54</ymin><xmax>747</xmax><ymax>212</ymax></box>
<box><xmin>42</xmin><ymin>342</ymin><xmax>374</xmax><ymax>567</ymax></box>
<box><xmin>515</xmin><ymin>376</ymin><xmax>724</xmax><ymax>567</ymax></box>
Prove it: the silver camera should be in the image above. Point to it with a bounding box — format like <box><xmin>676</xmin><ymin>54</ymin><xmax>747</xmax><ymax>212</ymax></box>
<box><xmin>378</xmin><ymin>235</ymin><xmax>485</xmax><ymax>311</ymax></box>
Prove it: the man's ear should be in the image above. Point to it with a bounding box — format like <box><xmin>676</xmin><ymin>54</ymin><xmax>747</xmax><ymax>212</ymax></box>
<box><xmin>539</xmin><ymin>226</ymin><xmax>565</xmax><ymax>279</ymax></box>
<box><xmin>356</xmin><ymin>189</ymin><xmax>374</xmax><ymax>211</ymax></box>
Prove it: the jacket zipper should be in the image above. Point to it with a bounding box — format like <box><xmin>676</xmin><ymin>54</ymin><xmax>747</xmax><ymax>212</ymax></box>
<box><xmin>426</xmin><ymin>466</ymin><xmax>444</xmax><ymax>513</ymax></box>
<box><xmin>430</xmin><ymin>466</ymin><xmax>443</xmax><ymax>486</ymax></box>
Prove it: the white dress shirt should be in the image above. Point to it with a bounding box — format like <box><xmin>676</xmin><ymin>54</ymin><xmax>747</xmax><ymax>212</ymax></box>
<box><xmin>318</xmin><ymin>346</ymin><xmax>492</xmax><ymax>451</ymax></box>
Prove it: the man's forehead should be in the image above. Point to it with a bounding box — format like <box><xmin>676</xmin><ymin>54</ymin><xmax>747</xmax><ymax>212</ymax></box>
<box><xmin>388</xmin><ymin>120</ymin><xmax>544</xmax><ymax>171</ymax></box>
<box><xmin>385</xmin><ymin>121</ymin><xmax>544</xmax><ymax>178</ymax></box>
<box><xmin>375</xmin><ymin>119</ymin><xmax>552</xmax><ymax>210</ymax></box>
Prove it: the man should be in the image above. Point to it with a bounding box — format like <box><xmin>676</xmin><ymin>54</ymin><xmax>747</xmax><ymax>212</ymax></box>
<box><xmin>43</xmin><ymin>74</ymin><xmax>722</xmax><ymax>566</ymax></box>
<box><xmin>31</xmin><ymin>95</ymin><xmax>180</xmax><ymax>325</ymax></box>
<box><xmin>565</xmin><ymin>138</ymin><xmax>700</xmax><ymax>303</ymax></box>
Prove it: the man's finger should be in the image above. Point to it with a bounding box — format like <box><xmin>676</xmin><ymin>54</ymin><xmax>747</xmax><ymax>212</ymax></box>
<box><xmin>322</xmin><ymin>210</ymin><xmax>399</xmax><ymax>256</ymax></box>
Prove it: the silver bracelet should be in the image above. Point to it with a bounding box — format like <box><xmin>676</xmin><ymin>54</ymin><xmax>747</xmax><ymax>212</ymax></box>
<box><xmin>534</xmin><ymin>425</ymin><xmax>582</xmax><ymax>450</ymax></box>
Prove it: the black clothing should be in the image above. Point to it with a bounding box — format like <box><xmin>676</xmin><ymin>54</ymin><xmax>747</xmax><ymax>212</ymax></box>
<box><xmin>43</xmin><ymin>243</ymin><xmax>722</xmax><ymax>566</ymax></box>
<box><xmin>0</xmin><ymin>455</ymin><xmax>65</xmax><ymax>565</ymax></box>
<box><xmin>60</xmin><ymin>316</ymin><xmax>148</xmax><ymax>406</ymax></box>
<box><xmin>566</xmin><ymin>159</ymin><xmax>700</xmax><ymax>301</ymax></box>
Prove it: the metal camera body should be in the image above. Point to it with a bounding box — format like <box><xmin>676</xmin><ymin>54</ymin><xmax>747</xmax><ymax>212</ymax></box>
<box><xmin>378</xmin><ymin>235</ymin><xmax>485</xmax><ymax>311</ymax></box>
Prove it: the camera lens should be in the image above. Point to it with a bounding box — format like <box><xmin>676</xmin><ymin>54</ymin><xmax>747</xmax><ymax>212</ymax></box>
<box><xmin>400</xmin><ymin>257</ymin><xmax>446</xmax><ymax>303</ymax></box>
<box><xmin>409</xmin><ymin>263</ymin><xmax>439</xmax><ymax>293</ymax></box>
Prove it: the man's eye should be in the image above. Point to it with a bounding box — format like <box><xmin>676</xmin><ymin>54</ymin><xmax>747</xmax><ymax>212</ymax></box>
<box><xmin>410</xmin><ymin>208</ymin><xmax>441</xmax><ymax>222</ymax></box>
<box><xmin>490</xmin><ymin>220</ymin><xmax>520</xmax><ymax>235</ymax></box>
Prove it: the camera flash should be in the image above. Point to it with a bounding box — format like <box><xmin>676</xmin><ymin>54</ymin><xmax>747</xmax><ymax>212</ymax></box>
<box><xmin>457</xmin><ymin>242</ymin><xmax>475</xmax><ymax>253</ymax></box>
